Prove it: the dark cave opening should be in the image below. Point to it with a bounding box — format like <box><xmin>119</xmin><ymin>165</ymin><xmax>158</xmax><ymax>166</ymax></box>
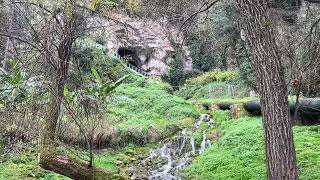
<box><xmin>117</xmin><ymin>47</ymin><xmax>142</xmax><ymax>69</ymax></box>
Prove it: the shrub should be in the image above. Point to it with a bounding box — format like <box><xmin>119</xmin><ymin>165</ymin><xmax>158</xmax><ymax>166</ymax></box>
<box><xmin>184</xmin><ymin>70</ymin><xmax>240</xmax><ymax>86</ymax></box>
<box><xmin>175</xmin><ymin>70</ymin><xmax>247</xmax><ymax>100</ymax></box>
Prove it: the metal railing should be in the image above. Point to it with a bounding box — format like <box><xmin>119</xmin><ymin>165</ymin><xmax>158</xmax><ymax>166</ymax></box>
<box><xmin>76</xmin><ymin>39</ymin><xmax>150</xmax><ymax>77</ymax></box>
<box><xmin>110</xmin><ymin>53</ymin><xmax>150</xmax><ymax>77</ymax></box>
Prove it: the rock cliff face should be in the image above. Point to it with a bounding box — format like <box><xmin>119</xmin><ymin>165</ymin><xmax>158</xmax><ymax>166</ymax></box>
<box><xmin>97</xmin><ymin>13</ymin><xmax>192</xmax><ymax>76</ymax></box>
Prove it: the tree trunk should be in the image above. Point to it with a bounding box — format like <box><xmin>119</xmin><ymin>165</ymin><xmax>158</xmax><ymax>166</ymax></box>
<box><xmin>221</xmin><ymin>44</ymin><xmax>228</xmax><ymax>70</ymax></box>
<box><xmin>39</xmin><ymin>8</ymin><xmax>115</xmax><ymax>178</ymax></box>
<box><xmin>236</xmin><ymin>1</ymin><xmax>298</xmax><ymax>179</ymax></box>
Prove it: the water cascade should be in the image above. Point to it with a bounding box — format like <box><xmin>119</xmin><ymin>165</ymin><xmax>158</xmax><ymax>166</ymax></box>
<box><xmin>130</xmin><ymin>114</ymin><xmax>215</xmax><ymax>180</ymax></box>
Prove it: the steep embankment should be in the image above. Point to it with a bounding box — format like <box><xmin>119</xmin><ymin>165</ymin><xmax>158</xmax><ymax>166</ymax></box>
<box><xmin>92</xmin><ymin>76</ymin><xmax>200</xmax><ymax>149</ymax></box>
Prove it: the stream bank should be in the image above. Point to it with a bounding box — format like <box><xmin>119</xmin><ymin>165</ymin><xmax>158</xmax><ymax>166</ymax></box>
<box><xmin>127</xmin><ymin>114</ymin><xmax>215</xmax><ymax>180</ymax></box>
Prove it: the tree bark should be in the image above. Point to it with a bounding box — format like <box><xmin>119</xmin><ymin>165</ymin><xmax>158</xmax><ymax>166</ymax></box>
<box><xmin>236</xmin><ymin>1</ymin><xmax>298</xmax><ymax>179</ymax></box>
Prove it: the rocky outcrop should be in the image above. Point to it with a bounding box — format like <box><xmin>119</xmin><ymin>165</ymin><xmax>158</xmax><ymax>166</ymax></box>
<box><xmin>94</xmin><ymin>13</ymin><xmax>192</xmax><ymax>76</ymax></box>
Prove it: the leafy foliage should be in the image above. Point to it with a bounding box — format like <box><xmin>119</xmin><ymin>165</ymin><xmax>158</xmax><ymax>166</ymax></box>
<box><xmin>235</xmin><ymin>40</ymin><xmax>256</xmax><ymax>89</ymax></box>
<box><xmin>168</xmin><ymin>51</ymin><xmax>186</xmax><ymax>87</ymax></box>
<box><xmin>188</xmin><ymin>33</ymin><xmax>215</xmax><ymax>73</ymax></box>
<box><xmin>0</xmin><ymin>59</ymin><xmax>46</xmax><ymax>110</ymax></box>
<box><xmin>67</xmin><ymin>43</ymin><xmax>126</xmax><ymax>90</ymax></box>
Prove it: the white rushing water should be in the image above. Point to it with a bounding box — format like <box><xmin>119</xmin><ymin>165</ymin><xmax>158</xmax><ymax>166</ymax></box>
<box><xmin>131</xmin><ymin>114</ymin><xmax>215</xmax><ymax>180</ymax></box>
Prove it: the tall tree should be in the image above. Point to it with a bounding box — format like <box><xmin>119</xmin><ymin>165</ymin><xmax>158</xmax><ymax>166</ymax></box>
<box><xmin>0</xmin><ymin>0</ymin><xmax>116</xmax><ymax>179</ymax></box>
<box><xmin>236</xmin><ymin>0</ymin><xmax>298</xmax><ymax>179</ymax></box>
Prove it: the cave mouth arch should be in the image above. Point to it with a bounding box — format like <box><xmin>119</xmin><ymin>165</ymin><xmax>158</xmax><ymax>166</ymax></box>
<box><xmin>117</xmin><ymin>46</ymin><xmax>142</xmax><ymax>69</ymax></box>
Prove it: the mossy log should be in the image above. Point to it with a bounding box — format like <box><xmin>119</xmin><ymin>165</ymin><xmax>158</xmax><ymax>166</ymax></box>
<box><xmin>215</xmin><ymin>98</ymin><xmax>319</xmax><ymax>124</ymax></box>
<box><xmin>39</xmin><ymin>149</ymin><xmax>117</xmax><ymax>180</ymax></box>
<box><xmin>216</xmin><ymin>98</ymin><xmax>320</xmax><ymax>114</ymax></box>
<box><xmin>243</xmin><ymin>99</ymin><xmax>320</xmax><ymax>114</ymax></box>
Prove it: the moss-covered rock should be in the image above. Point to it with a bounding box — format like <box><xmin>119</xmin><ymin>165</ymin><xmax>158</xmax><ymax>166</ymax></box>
<box><xmin>230</xmin><ymin>104</ymin><xmax>249</xmax><ymax>119</ymax></box>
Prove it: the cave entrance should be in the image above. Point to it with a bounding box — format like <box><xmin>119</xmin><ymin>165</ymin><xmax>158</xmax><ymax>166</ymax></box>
<box><xmin>117</xmin><ymin>47</ymin><xmax>142</xmax><ymax>69</ymax></box>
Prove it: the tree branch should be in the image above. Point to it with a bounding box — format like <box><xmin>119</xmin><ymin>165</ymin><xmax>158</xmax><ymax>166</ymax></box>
<box><xmin>180</xmin><ymin>0</ymin><xmax>221</xmax><ymax>31</ymax></box>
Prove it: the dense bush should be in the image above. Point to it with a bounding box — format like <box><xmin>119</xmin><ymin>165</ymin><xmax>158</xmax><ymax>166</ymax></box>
<box><xmin>168</xmin><ymin>51</ymin><xmax>186</xmax><ymax>87</ymax></box>
<box><xmin>184</xmin><ymin>70</ymin><xmax>240</xmax><ymax>86</ymax></box>
<box><xmin>175</xmin><ymin>70</ymin><xmax>247</xmax><ymax>100</ymax></box>
<box><xmin>235</xmin><ymin>40</ymin><xmax>256</xmax><ymax>89</ymax></box>
<box><xmin>188</xmin><ymin>33</ymin><xmax>216</xmax><ymax>72</ymax></box>
<box><xmin>67</xmin><ymin>42</ymin><xmax>126</xmax><ymax>91</ymax></box>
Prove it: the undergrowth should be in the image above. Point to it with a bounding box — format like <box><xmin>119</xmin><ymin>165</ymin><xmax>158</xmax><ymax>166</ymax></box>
<box><xmin>0</xmin><ymin>148</ymin><xmax>69</xmax><ymax>180</ymax></box>
<box><xmin>175</xmin><ymin>70</ymin><xmax>249</xmax><ymax>100</ymax></box>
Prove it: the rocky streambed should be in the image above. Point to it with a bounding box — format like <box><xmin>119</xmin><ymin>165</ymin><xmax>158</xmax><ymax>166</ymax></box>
<box><xmin>129</xmin><ymin>114</ymin><xmax>215</xmax><ymax>180</ymax></box>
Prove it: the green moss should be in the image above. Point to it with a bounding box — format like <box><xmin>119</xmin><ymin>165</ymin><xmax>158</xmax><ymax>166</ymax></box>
<box><xmin>95</xmin><ymin>145</ymin><xmax>154</xmax><ymax>173</ymax></box>
<box><xmin>184</xmin><ymin>111</ymin><xmax>320</xmax><ymax>180</ymax></box>
<box><xmin>0</xmin><ymin>149</ymin><xmax>70</xmax><ymax>180</ymax></box>
<box><xmin>180</xmin><ymin>118</ymin><xmax>195</xmax><ymax>129</ymax></box>
<box><xmin>193</xmin><ymin>123</ymin><xmax>211</xmax><ymax>145</ymax></box>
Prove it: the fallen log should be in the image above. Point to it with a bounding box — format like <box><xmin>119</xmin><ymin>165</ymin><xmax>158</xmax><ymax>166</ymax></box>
<box><xmin>217</xmin><ymin>103</ymin><xmax>235</xmax><ymax>110</ymax></box>
<box><xmin>39</xmin><ymin>148</ymin><xmax>117</xmax><ymax>180</ymax></box>
<box><xmin>215</xmin><ymin>98</ymin><xmax>320</xmax><ymax>124</ymax></box>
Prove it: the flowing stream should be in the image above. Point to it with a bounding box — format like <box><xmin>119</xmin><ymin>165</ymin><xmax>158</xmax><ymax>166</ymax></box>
<box><xmin>130</xmin><ymin>114</ymin><xmax>215</xmax><ymax>180</ymax></box>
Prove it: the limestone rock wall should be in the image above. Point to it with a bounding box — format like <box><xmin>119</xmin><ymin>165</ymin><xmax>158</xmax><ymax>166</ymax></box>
<box><xmin>95</xmin><ymin>13</ymin><xmax>193</xmax><ymax>76</ymax></box>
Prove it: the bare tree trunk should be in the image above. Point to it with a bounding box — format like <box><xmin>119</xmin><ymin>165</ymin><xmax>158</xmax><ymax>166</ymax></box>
<box><xmin>0</xmin><ymin>2</ymin><xmax>10</xmax><ymax>66</ymax></box>
<box><xmin>236</xmin><ymin>1</ymin><xmax>298</xmax><ymax>179</ymax></box>
<box><xmin>221</xmin><ymin>44</ymin><xmax>228</xmax><ymax>70</ymax></box>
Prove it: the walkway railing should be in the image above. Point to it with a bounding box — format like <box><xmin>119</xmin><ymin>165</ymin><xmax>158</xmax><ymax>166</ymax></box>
<box><xmin>76</xmin><ymin>39</ymin><xmax>150</xmax><ymax>77</ymax></box>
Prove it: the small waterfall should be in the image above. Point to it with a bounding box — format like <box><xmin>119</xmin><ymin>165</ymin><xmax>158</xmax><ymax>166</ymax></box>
<box><xmin>190</xmin><ymin>137</ymin><xmax>195</xmax><ymax>155</ymax></box>
<box><xmin>199</xmin><ymin>131</ymin><xmax>206</xmax><ymax>154</ymax></box>
<box><xmin>130</xmin><ymin>114</ymin><xmax>215</xmax><ymax>180</ymax></box>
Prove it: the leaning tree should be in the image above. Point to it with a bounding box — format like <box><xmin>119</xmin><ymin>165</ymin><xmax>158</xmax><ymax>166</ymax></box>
<box><xmin>0</xmin><ymin>0</ymin><xmax>123</xmax><ymax>179</ymax></box>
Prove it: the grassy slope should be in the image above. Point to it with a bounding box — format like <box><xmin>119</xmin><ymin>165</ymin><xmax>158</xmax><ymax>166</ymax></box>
<box><xmin>0</xmin><ymin>77</ymin><xmax>200</xmax><ymax>179</ymax></box>
<box><xmin>184</xmin><ymin>110</ymin><xmax>320</xmax><ymax>180</ymax></box>
<box><xmin>108</xmin><ymin>77</ymin><xmax>200</xmax><ymax>130</ymax></box>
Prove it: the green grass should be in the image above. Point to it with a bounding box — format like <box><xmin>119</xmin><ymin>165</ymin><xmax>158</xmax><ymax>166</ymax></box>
<box><xmin>0</xmin><ymin>144</ymin><xmax>153</xmax><ymax>180</ymax></box>
<box><xmin>95</xmin><ymin>144</ymin><xmax>153</xmax><ymax>174</ymax></box>
<box><xmin>108</xmin><ymin>77</ymin><xmax>200</xmax><ymax>130</ymax></box>
<box><xmin>184</xmin><ymin>110</ymin><xmax>320</xmax><ymax>180</ymax></box>
<box><xmin>0</xmin><ymin>149</ymin><xmax>70</xmax><ymax>180</ymax></box>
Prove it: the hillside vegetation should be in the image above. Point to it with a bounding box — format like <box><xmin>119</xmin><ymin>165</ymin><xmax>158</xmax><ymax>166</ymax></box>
<box><xmin>175</xmin><ymin>70</ymin><xmax>249</xmax><ymax>100</ymax></box>
<box><xmin>184</xmin><ymin>111</ymin><xmax>320</xmax><ymax>180</ymax></box>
